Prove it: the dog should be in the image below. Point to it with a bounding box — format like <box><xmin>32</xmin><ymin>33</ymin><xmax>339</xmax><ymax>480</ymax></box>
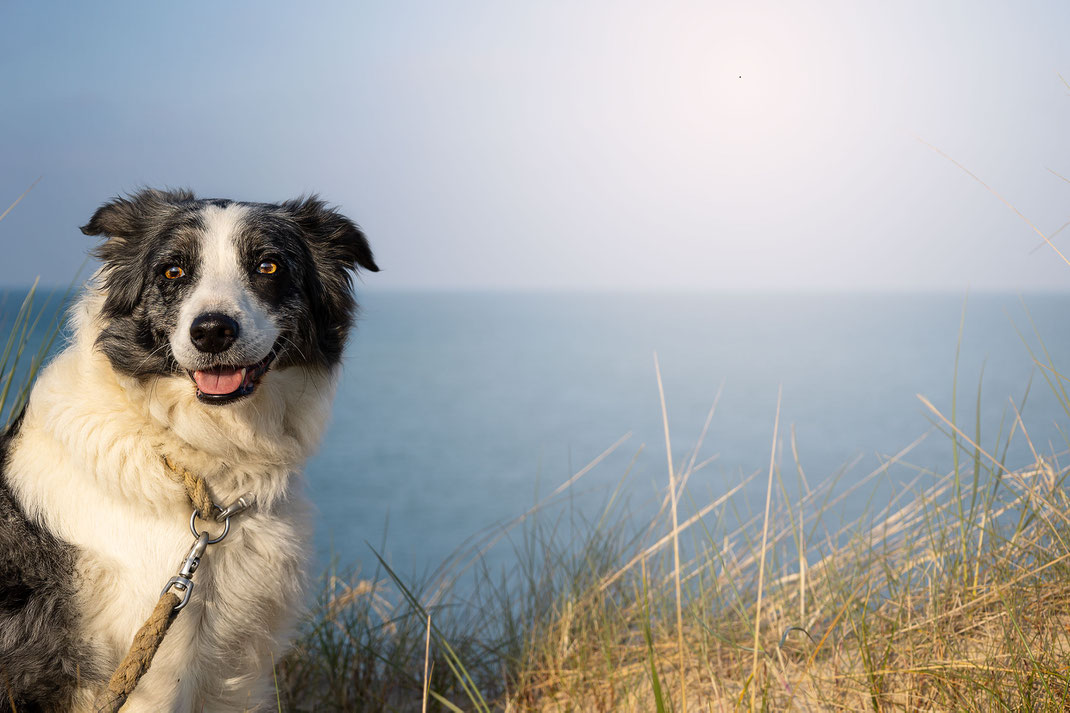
<box><xmin>0</xmin><ymin>188</ymin><xmax>378</xmax><ymax>711</ymax></box>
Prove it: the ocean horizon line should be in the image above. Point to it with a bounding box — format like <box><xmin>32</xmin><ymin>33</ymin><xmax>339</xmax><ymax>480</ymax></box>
<box><xmin>2</xmin><ymin>283</ymin><xmax>1070</xmax><ymax>297</ymax></box>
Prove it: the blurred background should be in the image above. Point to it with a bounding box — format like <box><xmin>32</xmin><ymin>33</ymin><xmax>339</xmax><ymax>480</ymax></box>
<box><xmin>2</xmin><ymin>1</ymin><xmax>1069</xmax><ymax>577</ymax></box>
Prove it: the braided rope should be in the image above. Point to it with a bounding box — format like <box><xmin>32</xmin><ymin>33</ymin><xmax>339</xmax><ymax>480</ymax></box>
<box><xmin>93</xmin><ymin>592</ymin><xmax>182</xmax><ymax>712</ymax></box>
<box><xmin>162</xmin><ymin>455</ymin><xmax>215</xmax><ymax>517</ymax></box>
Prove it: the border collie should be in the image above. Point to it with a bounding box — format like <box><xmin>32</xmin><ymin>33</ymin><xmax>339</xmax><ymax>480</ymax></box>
<box><xmin>0</xmin><ymin>189</ymin><xmax>377</xmax><ymax>711</ymax></box>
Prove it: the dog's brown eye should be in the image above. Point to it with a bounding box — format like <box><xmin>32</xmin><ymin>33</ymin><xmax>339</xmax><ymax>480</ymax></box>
<box><xmin>258</xmin><ymin>261</ymin><xmax>278</xmax><ymax>275</ymax></box>
<box><xmin>163</xmin><ymin>266</ymin><xmax>185</xmax><ymax>280</ymax></box>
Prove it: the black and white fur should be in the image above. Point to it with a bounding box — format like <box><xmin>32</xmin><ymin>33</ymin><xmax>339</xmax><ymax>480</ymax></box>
<box><xmin>0</xmin><ymin>189</ymin><xmax>377</xmax><ymax>711</ymax></box>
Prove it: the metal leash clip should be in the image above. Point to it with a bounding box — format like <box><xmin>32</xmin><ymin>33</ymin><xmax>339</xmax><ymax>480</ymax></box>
<box><xmin>161</xmin><ymin>529</ymin><xmax>210</xmax><ymax>611</ymax></box>
<box><xmin>215</xmin><ymin>493</ymin><xmax>255</xmax><ymax>522</ymax></box>
<box><xmin>161</xmin><ymin>501</ymin><xmax>251</xmax><ymax>611</ymax></box>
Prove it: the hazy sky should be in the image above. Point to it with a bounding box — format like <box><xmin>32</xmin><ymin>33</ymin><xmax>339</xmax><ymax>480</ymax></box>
<box><xmin>2</xmin><ymin>1</ymin><xmax>1069</xmax><ymax>290</ymax></box>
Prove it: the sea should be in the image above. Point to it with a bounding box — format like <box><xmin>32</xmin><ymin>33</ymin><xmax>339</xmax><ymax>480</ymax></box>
<box><xmin>3</xmin><ymin>289</ymin><xmax>1069</xmax><ymax>581</ymax></box>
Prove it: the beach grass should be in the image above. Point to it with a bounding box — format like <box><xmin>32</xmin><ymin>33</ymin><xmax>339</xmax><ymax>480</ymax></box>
<box><xmin>276</xmin><ymin>324</ymin><xmax>1070</xmax><ymax>711</ymax></box>
<box><xmin>0</xmin><ymin>186</ymin><xmax>72</xmax><ymax>429</ymax></box>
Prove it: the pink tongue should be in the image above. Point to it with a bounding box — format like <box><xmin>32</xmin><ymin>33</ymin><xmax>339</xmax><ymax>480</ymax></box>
<box><xmin>194</xmin><ymin>368</ymin><xmax>244</xmax><ymax>395</ymax></box>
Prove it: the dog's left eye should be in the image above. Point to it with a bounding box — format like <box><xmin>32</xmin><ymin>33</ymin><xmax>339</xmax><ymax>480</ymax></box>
<box><xmin>258</xmin><ymin>261</ymin><xmax>278</xmax><ymax>275</ymax></box>
<box><xmin>163</xmin><ymin>266</ymin><xmax>185</xmax><ymax>280</ymax></box>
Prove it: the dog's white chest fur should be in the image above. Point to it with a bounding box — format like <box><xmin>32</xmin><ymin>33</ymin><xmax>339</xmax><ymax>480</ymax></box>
<box><xmin>6</xmin><ymin>293</ymin><xmax>336</xmax><ymax>712</ymax></box>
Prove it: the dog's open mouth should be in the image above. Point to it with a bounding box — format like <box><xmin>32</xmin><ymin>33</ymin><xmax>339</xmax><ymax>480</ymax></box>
<box><xmin>189</xmin><ymin>354</ymin><xmax>275</xmax><ymax>404</ymax></box>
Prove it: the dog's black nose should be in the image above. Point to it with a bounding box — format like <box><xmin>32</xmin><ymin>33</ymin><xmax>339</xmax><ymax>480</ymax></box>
<box><xmin>189</xmin><ymin>313</ymin><xmax>239</xmax><ymax>353</ymax></box>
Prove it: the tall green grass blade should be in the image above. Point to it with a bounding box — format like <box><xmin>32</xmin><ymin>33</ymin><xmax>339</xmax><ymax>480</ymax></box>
<box><xmin>9</xmin><ymin>268</ymin><xmax>85</xmax><ymax>422</ymax></box>
<box><xmin>0</xmin><ymin>280</ymin><xmax>36</xmax><ymax>389</ymax></box>
<box><xmin>369</xmin><ymin>546</ymin><xmax>491</xmax><ymax>713</ymax></box>
<box><xmin>967</xmin><ymin>359</ymin><xmax>985</xmax><ymax>529</ymax></box>
<box><xmin>0</xmin><ymin>280</ymin><xmax>38</xmax><ymax>426</ymax></box>
<box><xmin>952</xmin><ymin>293</ymin><xmax>968</xmax><ymax>586</ymax></box>
<box><xmin>429</xmin><ymin>690</ymin><xmax>466</xmax><ymax>713</ymax></box>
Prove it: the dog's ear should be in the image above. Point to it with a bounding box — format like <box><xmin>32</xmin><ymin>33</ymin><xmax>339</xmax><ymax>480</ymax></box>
<box><xmin>82</xmin><ymin>189</ymin><xmax>195</xmax><ymax>317</ymax></box>
<box><xmin>81</xmin><ymin>196</ymin><xmax>140</xmax><ymax>241</ymax></box>
<box><xmin>281</xmin><ymin>196</ymin><xmax>379</xmax><ymax>274</ymax></box>
<box><xmin>282</xmin><ymin>196</ymin><xmax>377</xmax><ymax>363</ymax></box>
<box><xmin>81</xmin><ymin>188</ymin><xmax>195</xmax><ymax>242</ymax></box>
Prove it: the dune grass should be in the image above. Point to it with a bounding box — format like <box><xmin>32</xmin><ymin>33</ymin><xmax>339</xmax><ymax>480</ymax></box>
<box><xmin>0</xmin><ymin>186</ymin><xmax>72</xmax><ymax>429</ymax></box>
<box><xmin>277</xmin><ymin>317</ymin><xmax>1070</xmax><ymax>712</ymax></box>
<box><xmin>0</xmin><ymin>280</ymin><xmax>72</xmax><ymax>428</ymax></box>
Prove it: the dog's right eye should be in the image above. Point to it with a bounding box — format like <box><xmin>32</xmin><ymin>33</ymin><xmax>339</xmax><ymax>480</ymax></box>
<box><xmin>162</xmin><ymin>266</ymin><xmax>185</xmax><ymax>280</ymax></box>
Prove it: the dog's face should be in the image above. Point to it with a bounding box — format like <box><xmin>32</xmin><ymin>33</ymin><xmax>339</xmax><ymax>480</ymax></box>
<box><xmin>81</xmin><ymin>189</ymin><xmax>378</xmax><ymax>404</ymax></box>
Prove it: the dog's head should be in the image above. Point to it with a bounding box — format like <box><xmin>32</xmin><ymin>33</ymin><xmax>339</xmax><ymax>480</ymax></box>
<box><xmin>81</xmin><ymin>189</ymin><xmax>378</xmax><ymax>405</ymax></box>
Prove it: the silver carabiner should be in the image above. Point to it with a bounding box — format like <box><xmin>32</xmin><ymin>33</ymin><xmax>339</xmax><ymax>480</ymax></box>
<box><xmin>162</xmin><ymin>531</ymin><xmax>210</xmax><ymax>611</ymax></box>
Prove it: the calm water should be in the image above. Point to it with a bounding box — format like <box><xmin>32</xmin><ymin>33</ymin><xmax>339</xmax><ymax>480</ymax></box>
<box><xmin>4</xmin><ymin>290</ymin><xmax>1070</xmax><ymax>578</ymax></box>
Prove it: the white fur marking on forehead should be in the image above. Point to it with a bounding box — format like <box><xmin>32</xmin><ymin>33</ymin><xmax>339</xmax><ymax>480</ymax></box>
<box><xmin>199</xmin><ymin>203</ymin><xmax>250</xmax><ymax>281</ymax></box>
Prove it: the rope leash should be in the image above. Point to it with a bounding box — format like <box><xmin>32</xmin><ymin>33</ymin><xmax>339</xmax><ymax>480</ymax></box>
<box><xmin>162</xmin><ymin>455</ymin><xmax>214</xmax><ymax>519</ymax></box>
<box><xmin>93</xmin><ymin>457</ymin><xmax>254</xmax><ymax>713</ymax></box>
<box><xmin>93</xmin><ymin>593</ymin><xmax>182</xmax><ymax>712</ymax></box>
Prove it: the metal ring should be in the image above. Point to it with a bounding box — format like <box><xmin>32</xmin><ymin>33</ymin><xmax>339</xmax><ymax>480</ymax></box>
<box><xmin>190</xmin><ymin>509</ymin><xmax>230</xmax><ymax>544</ymax></box>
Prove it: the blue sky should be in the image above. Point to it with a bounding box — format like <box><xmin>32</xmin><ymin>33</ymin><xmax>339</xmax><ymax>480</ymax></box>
<box><xmin>2</xmin><ymin>0</ymin><xmax>1069</xmax><ymax>290</ymax></box>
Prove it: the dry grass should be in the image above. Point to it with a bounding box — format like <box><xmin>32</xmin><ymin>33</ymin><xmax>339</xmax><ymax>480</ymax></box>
<box><xmin>280</xmin><ymin>318</ymin><xmax>1070</xmax><ymax>711</ymax></box>
<box><xmin>509</xmin><ymin>459</ymin><xmax>1070</xmax><ymax>712</ymax></box>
